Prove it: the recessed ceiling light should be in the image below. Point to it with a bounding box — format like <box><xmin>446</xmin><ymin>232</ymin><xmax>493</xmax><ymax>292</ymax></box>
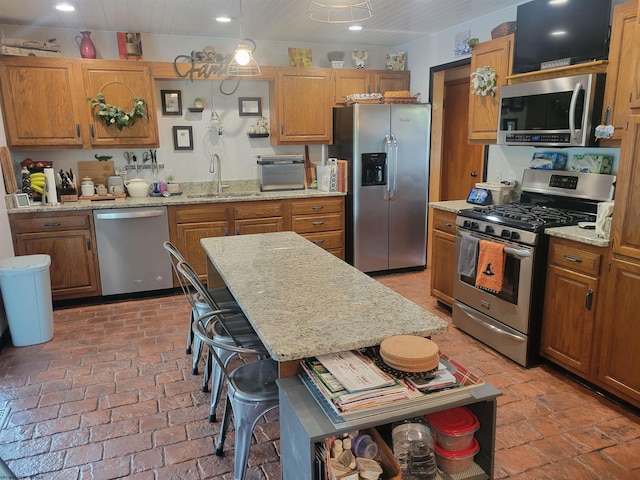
<box><xmin>216</xmin><ymin>16</ymin><xmax>232</xmax><ymax>23</ymax></box>
<box><xmin>349</xmin><ymin>25</ymin><xmax>363</xmax><ymax>31</ymax></box>
<box><xmin>55</xmin><ymin>2</ymin><xmax>75</xmax><ymax>12</ymax></box>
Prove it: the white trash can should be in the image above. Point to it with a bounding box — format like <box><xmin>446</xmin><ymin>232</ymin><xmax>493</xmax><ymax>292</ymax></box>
<box><xmin>0</xmin><ymin>254</ymin><xmax>54</xmax><ymax>347</ymax></box>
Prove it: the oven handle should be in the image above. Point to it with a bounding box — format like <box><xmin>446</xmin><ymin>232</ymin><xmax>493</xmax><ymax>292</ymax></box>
<box><xmin>569</xmin><ymin>82</ymin><xmax>583</xmax><ymax>139</ymax></box>
<box><xmin>503</xmin><ymin>246</ymin><xmax>531</xmax><ymax>258</ymax></box>
<box><xmin>458</xmin><ymin>303</ymin><xmax>525</xmax><ymax>342</ymax></box>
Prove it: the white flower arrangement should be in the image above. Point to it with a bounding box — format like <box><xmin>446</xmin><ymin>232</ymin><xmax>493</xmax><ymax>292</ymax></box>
<box><xmin>471</xmin><ymin>66</ymin><xmax>497</xmax><ymax>97</ymax></box>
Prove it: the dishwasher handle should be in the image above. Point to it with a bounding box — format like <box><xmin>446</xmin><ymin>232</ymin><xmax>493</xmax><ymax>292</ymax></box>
<box><xmin>95</xmin><ymin>208</ymin><xmax>166</xmax><ymax>220</ymax></box>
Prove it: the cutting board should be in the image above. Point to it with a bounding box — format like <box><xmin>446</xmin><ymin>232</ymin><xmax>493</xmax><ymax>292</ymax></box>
<box><xmin>0</xmin><ymin>146</ymin><xmax>18</xmax><ymax>194</ymax></box>
<box><xmin>77</xmin><ymin>160</ymin><xmax>115</xmax><ymax>187</ymax></box>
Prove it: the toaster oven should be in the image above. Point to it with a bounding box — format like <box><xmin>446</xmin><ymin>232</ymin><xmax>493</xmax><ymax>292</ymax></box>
<box><xmin>256</xmin><ymin>155</ymin><xmax>305</xmax><ymax>192</ymax></box>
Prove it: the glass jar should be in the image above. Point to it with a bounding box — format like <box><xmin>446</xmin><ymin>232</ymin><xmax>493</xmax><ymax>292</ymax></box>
<box><xmin>392</xmin><ymin>418</ymin><xmax>438</xmax><ymax>480</ymax></box>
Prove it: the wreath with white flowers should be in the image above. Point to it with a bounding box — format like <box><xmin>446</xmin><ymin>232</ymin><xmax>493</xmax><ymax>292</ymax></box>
<box><xmin>470</xmin><ymin>66</ymin><xmax>497</xmax><ymax>97</ymax></box>
<box><xmin>87</xmin><ymin>81</ymin><xmax>147</xmax><ymax>131</ymax></box>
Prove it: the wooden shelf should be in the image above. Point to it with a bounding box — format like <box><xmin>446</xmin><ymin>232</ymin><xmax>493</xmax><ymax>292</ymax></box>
<box><xmin>248</xmin><ymin>133</ymin><xmax>269</xmax><ymax>138</ymax></box>
<box><xmin>188</xmin><ymin>107</ymin><xmax>204</xmax><ymax>112</ymax></box>
<box><xmin>507</xmin><ymin>60</ymin><xmax>608</xmax><ymax>84</ymax></box>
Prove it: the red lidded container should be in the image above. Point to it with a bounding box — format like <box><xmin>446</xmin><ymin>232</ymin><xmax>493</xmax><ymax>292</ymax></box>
<box><xmin>434</xmin><ymin>437</ymin><xmax>480</xmax><ymax>474</ymax></box>
<box><xmin>426</xmin><ymin>406</ymin><xmax>479</xmax><ymax>451</ymax></box>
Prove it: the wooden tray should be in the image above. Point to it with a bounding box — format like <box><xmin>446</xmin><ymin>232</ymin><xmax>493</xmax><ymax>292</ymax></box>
<box><xmin>383</xmin><ymin>96</ymin><xmax>419</xmax><ymax>104</ymax></box>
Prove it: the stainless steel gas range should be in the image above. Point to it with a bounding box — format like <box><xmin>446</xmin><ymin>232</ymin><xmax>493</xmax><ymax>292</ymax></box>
<box><xmin>452</xmin><ymin>169</ymin><xmax>616</xmax><ymax>367</ymax></box>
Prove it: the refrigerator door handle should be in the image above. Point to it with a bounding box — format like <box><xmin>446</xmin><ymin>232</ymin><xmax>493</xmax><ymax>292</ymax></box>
<box><xmin>390</xmin><ymin>135</ymin><xmax>399</xmax><ymax>200</ymax></box>
<box><xmin>384</xmin><ymin>135</ymin><xmax>393</xmax><ymax>201</ymax></box>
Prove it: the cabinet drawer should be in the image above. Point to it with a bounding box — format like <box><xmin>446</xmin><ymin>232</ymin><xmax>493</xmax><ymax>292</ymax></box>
<box><xmin>548</xmin><ymin>238</ymin><xmax>603</xmax><ymax>276</ymax></box>
<box><xmin>293</xmin><ymin>213</ymin><xmax>343</xmax><ymax>233</ymax></box>
<box><xmin>300</xmin><ymin>231</ymin><xmax>344</xmax><ymax>250</ymax></box>
<box><xmin>233</xmin><ymin>201</ymin><xmax>285</xmax><ymax>220</ymax></box>
<box><xmin>10</xmin><ymin>212</ymin><xmax>91</xmax><ymax>233</ymax></box>
<box><xmin>171</xmin><ymin>204</ymin><xmax>229</xmax><ymax>223</ymax></box>
<box><xmin>291</xmin><ymin>197</ymin><xmax>343</xmax><ymax>215</ymax></box>
<box><xmin>432</xmin><ymin>209</ymin><xmax>457</xmax><ymax>235</ymax></box>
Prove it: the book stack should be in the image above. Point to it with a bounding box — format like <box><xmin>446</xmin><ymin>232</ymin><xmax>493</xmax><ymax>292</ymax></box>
<box><xmin>0</xmin><ymin>38</ymin><xmax>62</xmax><ymax>57</ymax></box>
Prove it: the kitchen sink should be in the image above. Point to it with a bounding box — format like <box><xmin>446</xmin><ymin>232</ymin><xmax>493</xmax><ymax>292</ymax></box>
<box><xmin>187</xmin><ymin>192</ymin><xmax>259</xmax><ymax>199</ymax></box>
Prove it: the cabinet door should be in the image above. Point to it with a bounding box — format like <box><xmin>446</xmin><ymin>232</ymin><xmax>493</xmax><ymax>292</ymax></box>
<box><xmin>430</xmin><ymin>210</ymin><xmax>457</xmax><ymax>307</ymax></box>
<box><xmin>333</xmin><ymin>70</ymin><xmax>371</xmax><ymax>105</ymax></box>
<box><xmin>611</xmin><ymin>115</ymin><xmax>640</xmax><ymax>260</ymax></box>
<box><xmin>373</xmin><ymin>70</ymin><xmax>410</xmax><ymax>95</ymax></box>
<box><xmin>601</xmin><ymin>1</ymin><xmax>637</xmax><ymax>144</ymax></box>
<box><xmin>174</xmin><ymin>222</ymin><xmax>229</xmax><ymax>280</ymax></box>
<box><xmin>468</xmin><ymin>35</ymin><xmax>514</xmax><ymax>143</ymax></box>
<box><xmin>540</xmin><ymin>265</ymin><xmax>597</xmax><ymax>375</ymax></box>
<box><xmin>81</xmin><ymin>61</ymin><xmax>159</xmax><ymax>148</ymax></box>
<box><xmin>14</xmin><ymin>230</ymin><xmax>100</xmax><ymax>299</ymax></box>
<box><xmin>271</xmin><ymin>69</ymin><xmax>333</xmax><ymax>144</ymax></box>
<box><xmin>597</xmin><ymin>258</ymin><xmax>640</xmax><ymax>405</ymax></box>
<box><xmin>0</xmin><ymin>57</ymin><xmax>86</xmax><ymax>148</ymax></box>
<box><xmin>235</xmin><ymin>217</ymin><xmax>284</xmax><ymax>235</ymax></box>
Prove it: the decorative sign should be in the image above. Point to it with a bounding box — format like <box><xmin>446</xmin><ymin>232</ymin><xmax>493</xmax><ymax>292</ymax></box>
<box><xmin>173</xmin><ymin>50</ymin><xmax>232</xmax><ymax>82</ymax></box>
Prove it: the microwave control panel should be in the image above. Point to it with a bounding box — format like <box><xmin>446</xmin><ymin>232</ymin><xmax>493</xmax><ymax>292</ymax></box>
<box><xmin>505</xmin><ymin>133</ymin><xmax>572</xmax><ymax>144</ymax></box>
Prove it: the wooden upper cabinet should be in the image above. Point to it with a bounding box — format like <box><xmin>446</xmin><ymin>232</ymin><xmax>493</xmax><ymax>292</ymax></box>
<box><xmin>81</xmin><ymin>61</ymin><xmax>159</xmax><ymax>148</ymax></box>
<box><xmin>373</xmin><ymin>70</ymin><xmax>410</xmax><ymax>95</ymax></box>
<box><xmin>270</xmin><ymin>68</ymin><xmax>333</xmax><ymax>144</ymax></box>
<box><xmin>601</xmin><ymin>1</ymin><xmax>637</xmax><ymax>144</ymax></box>
<box><xmin>0</xmin><ymin>57</ymin><xmax>159</xmax><ymax>149</ymax></box>
<box><xmin>333</xmin><ymin>70</ymin><xmax>371</xmax><ymax>105</ymax></box>
<box><xmin>0</xmin><ymin>57</ymin><xmax>86</xmax><ymax>148</ymax></box>
<box><xmin>468</xmin><ymin>34</ymin><xmax>514</xmax><ymax>143</ymax></box>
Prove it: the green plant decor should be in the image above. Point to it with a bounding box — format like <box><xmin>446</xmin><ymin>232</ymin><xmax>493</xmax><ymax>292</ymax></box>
<box><xmin>87</xmin><ymin>92</ymin><xmax>147</xmax><ymax>131</ymax></box>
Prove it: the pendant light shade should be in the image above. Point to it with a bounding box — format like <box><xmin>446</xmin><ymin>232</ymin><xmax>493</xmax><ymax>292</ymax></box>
<box><xmin>306</xmin><ymin>0</ymin><xmax>374</xmax><ymax>23</ymax></box>
<box><xmin>226</xmin><ymin>0</ymin><xmax>261</xmax><ymax>76</ymax></box>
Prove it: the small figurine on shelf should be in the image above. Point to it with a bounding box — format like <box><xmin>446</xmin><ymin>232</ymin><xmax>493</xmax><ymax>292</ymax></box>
<box><xmin>257</xmin><ymin>117</ymin><xmax>268</xmax><ymax>134</ymax></box>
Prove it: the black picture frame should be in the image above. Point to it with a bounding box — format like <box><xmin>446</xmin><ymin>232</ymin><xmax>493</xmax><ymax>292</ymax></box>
<box><xmin>161</xmin><ymin>90</ymin><xmax>182</xmax><ymax>115</ymax></box>
<box><xmin>238</xmin><ymin>97</ymin><xmax>262</xmax><ymax>116</ymax></box>
<box><xmin>172</xmin><ymin>126</ymin><xmax>193</xmax><ymax>150</ymax></box>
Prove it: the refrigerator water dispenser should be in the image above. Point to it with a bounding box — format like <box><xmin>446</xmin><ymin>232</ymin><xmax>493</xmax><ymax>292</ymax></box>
<box><xmin>362</xmin><ymin>153</ymin><xmax>386</xmax><ymax>186</ymax></box>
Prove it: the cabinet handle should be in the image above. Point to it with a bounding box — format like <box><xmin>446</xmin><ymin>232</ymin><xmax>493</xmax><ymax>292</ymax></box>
<box><xmin>86</xmin><ymin>237</ymin><xmax>91</xmax><ymax>251</ymax></box>
<box><xmin>313</xmin><ymin>239</ymin><xmax>325</xmax><ymax>244</ymax></box>
<box><xmin>312</xmin><ymin>221</ymin><xmax>324</xmax><ymax>225</ymax></box>
<box><xmin>312</xmin><ymin>205</ymin><xmax>324</xmax><ymax>210</ymax></box>
<box><xmin>236</xmin><ymin>226</ymin><xmax>240</xmax><ymax>235</ymax></box>
<box><xmin>470</xmin><ymin>171</ymin><xmax>478</xmax><ymax>177</ymax></box>
<box><xmin>43</xmin><ymin>222</ymin><xmax>61</xmax><ymax>227</ymax></box>
<box><xmin>585</xmin><ymin>289</ymin><xmax>593</xmax><ymax>310</ymax></box>
<box><xmin>563</xmin><ymin>254</ymin><xmax>582</xmax><ymax>263</ymax></box>
<box><xmin>224</xmin><ymin>227</ymin><xmax>229</xmax><ymax>236</ymax></box>
<box><xmin>442</xmin><ymin>222</ymin><xmax>453</xmax><ymax>227</ymax></box>
<box><xmin>90</xmin><ymin>124</ymin><xmax>95</xmax><ymax>138</ymax></box>
<box><xmin>280</xmin><ymin>123</ymin><xmax>284</xmax><ymax>135</ymax></box>
<box><xmin>76</xmin><ymin>123</ymin><xmax>80</xmax><ymax>138</ymax></box>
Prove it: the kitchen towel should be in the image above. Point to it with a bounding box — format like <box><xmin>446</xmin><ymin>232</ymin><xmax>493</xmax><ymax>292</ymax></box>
<box><xmin>457</xmin><ymin>235</ymin><xmax>480</xmax><ymax>277</ymax></box>
<box><xmin>596</xmin><ymin>201</ymin><xmax>614</xmax><ymax>239</ymax></box>
<box><xmin>475</xmin><ymin>240</ymin><xmax>505</xmax><ymax>293</ymax></box>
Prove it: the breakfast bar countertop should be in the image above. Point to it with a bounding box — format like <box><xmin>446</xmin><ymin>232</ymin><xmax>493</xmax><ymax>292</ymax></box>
<box><xmin>200</xmin><ymin>232</ymin><xmax>449</xmax><ymax>363</ymax></box>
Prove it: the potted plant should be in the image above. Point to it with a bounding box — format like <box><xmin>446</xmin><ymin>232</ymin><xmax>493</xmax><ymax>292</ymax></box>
<box><xmin>327</xmin><ymin>51</ymin><xmax>345</xmax><ymax>69</ymax></box>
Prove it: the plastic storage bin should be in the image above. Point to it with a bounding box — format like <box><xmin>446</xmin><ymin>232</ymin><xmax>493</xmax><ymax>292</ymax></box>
<box><xmin>433</xmin><ymin>437</ymin><xmax>479</xmax><ymax>474</ymax></box>
<box><xmin>0</xmin><ymin>254</ymin><xmax>53</xmax><ymax>346</ymax></box>
<box><xmin>426</xmin><ymin>406</ymin><xmax>480</xmax><ymax>451</ymax></box>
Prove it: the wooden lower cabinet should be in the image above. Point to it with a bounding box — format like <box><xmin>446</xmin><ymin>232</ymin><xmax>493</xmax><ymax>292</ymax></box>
<box><xmin>232</xmin><ymin>200</ymin><xmax>288</xmax><ymax>236</ymax></box>
<box><xmin>540</xmin><ymin>237</ymin><xmax>604</xmax><ymax>375</ymax></box>
<box><xmin>429</xmin><ymin>209</ymin><xmax>457</xmax><ymax>307</ymax></box>
<box><xmin>595</xmin><ymin>257</ymin><xmax>640</xmax><ymax>406</ymax></box>
<box><xmin>9</xmin><ymin>211</ymin><xmax>100</xmax><ymax>300</ymax></box>
<box><xmin>291</xmin><ymin>196</ymin><xmax>345</xmax><ymax>259</ymax></box>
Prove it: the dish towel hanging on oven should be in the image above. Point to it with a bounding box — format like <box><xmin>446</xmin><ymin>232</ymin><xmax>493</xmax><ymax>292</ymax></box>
<box><xmin>475</xmin><ymin>240</ymin><xmax>505</xmax><ymax>293</ymax></box>
<box><xmin>457</xmin><ymin>235</ymin><xmax>479</xmax><ymax>277</ymax></box>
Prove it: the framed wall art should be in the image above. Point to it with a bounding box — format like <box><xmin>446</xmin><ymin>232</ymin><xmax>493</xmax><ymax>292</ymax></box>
<box><xmin>238</xmin><ymin>97</ymin><xmax>262</xmax><ymax>117</ymax></box>
<box><xmin>161</xmin><ymin>90</ymin><xmax>182</xmax><ymax>115</ymax></box>
<box><xmin>172</xmin><ymin>126</ymin><xmax>193</xmax><ymax>150</ymax></box>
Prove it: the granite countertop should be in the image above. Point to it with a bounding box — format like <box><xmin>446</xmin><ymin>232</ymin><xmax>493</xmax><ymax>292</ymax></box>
<box><xmin>428</xmin><ymin>199</ymin><xmax>470</xmax><ymax>213</ymax></box>
<box><xmin>201</xmin><ymin>231</ymin><xmax>449</xmax><ymax>362</ymax></box>
<box><xmin>5</xmin><ymin>180</ymin><xmax>345</xmax><ymax>214</ymax></box>
<box><xmin>544</xmin><ymin>225</ymin><xmax>611</xmax><ymax>248</ymax></box>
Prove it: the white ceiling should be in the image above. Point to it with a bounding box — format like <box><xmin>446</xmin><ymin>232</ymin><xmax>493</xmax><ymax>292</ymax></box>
<box><xmin>0</xmin><ymin>0</ymin><xmax>525</xmax><ymax>47</ymax></box>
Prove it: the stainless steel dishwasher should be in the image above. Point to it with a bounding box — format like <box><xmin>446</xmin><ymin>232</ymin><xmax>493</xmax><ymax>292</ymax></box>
<box><xmin>93</xmin><ymin>206</ymin><xmax>172</xmax><ymax>296</ymax></box>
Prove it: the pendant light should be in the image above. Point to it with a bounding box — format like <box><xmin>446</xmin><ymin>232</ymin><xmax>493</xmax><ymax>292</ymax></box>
<box><xmin>306</xmin><ymin>0</ymin><xmax>374</xmax><ymax>23</ymax></box>
<box><xmin>227</xmin><ymin>0</ymin><xmax>261</xmax><ymax>76</ymax></box>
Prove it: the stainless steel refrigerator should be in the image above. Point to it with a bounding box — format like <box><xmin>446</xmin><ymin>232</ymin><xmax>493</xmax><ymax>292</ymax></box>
<box><xmin>330</xmin><ymin>103</ymin><xmax>431</xmax><ymax>273</ymax></box>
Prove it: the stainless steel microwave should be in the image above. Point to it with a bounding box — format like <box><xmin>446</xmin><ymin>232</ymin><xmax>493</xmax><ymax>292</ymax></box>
<box><xmin>497</xmin><ymin>73</ymin><xmax>606</xmax><ymax>147</ymax></box>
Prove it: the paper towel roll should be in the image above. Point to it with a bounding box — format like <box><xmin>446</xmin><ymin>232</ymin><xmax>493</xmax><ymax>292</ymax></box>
<box><xmin>43</xmin><ymin>167</ymin><xmax>59</xmax><ymax>205</ymax></box>
<box><xmin>596</xmin><ymin>201</ymin><xmax>614</xmax><ymax>238</ymax></box>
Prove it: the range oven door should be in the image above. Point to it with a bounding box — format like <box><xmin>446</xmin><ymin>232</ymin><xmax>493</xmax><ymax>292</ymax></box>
<box><xmin>453</xmin><ymin>228</ymin><xmax>535</xmax><ymax>334</ymax></box>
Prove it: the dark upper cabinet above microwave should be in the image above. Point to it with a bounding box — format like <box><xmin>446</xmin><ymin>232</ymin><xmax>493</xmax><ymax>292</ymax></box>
<box><xmin>0</xmin><ymin>57</ymin><xmax>159</xmax><ymax>150</ymax></box>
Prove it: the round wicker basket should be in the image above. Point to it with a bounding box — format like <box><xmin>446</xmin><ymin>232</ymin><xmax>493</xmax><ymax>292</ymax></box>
<box><xmin>491</xmin><ymin>21</ymin><xmax>517</xmax><ymax>39</ymax></box>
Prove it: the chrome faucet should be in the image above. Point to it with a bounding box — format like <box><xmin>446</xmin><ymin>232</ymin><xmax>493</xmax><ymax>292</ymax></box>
<box><xmin>210</xmin><ymin>153</ymin><xmax>222</xmax><ymax>193</ymax></box>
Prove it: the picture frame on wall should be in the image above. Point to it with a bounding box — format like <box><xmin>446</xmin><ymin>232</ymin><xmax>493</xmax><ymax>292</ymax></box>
<box><xmin>238</xmin><ymin>97</ymin><xmax>262</xmax><ymax>117</ymax></box>
<box><xmin>161</xmin><ymin>90</ymin><xmax>182</xmax><ymax>115</ymax></box>
<box><xmin>172</xmin><ymin>126</ymin><xmax>193</xmax><ymax>150</ymax></box>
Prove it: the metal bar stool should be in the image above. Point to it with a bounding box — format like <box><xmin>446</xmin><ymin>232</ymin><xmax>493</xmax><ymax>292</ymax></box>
<box><xmin>178</xmin><ymin>260</ymin><xmax>269</xmax><ymax>423</ymax></box>
<box><xmin>193</xmin><ymin>315</ymin><xmax>279</xmax><ymax>480</ymax></box>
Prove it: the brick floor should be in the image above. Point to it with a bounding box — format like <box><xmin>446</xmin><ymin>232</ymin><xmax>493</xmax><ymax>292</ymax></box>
<box><xmin>0</xmin><ymin>269</ymin><xmax>638</xmax><ymax>479</ymax></box>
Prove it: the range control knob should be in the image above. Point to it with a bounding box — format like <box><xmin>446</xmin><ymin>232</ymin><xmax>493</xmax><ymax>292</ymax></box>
<box><xmin>471</xmin><ymin>222</ymin><xmax>479</xmax><ymax>230</ymax></box>
<box><xmin>485</xmin><ymin>226</ymin><xmax>494</xmax><ymax>234</ymax></box>
<box><xmin>501</xmin><ymin>229</ymin><xmax>511</xmax><ymax>238</ymax></box>
<box><xmin>510</xmin><ymin>231</ymin><xmax>520</xmax><ymax>240</ymax></box>
<box><xmin>463</xmin><ymin>220</ymin><xmax>472</xmax><ymax>229</ymax></box>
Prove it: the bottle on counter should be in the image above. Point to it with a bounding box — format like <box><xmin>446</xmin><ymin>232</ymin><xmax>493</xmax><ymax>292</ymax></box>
<box><xmin>392</xmin><ymin>417</ymin><xmax>438</xmax><ymax>480</ymax></box>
